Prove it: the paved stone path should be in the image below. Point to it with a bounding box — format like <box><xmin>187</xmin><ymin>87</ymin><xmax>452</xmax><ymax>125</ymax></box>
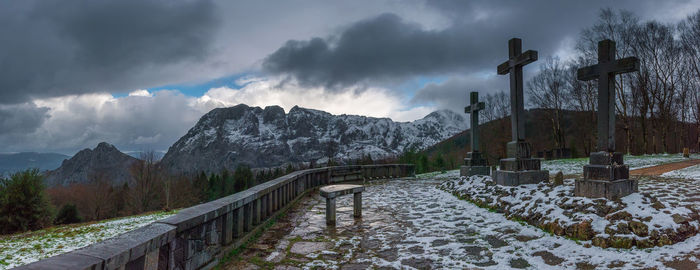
<box><xmin>631</xmin><ymin>159</ymin><xmax>700</xmax><ymax>176</ymax></box>
<box><xmin>227</xmin><ymin>179</ymin><xmax>700</xmax><ymax>269</ymax></box>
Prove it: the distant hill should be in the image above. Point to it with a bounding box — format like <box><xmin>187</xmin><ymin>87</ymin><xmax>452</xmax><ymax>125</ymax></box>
<box><xmin>0</xmin><ymin>152</ymin><xmax>70</xmax><ymax>177</ymax></box>
<box><xmin>44</xmin><ymin>142</ymin><xmax>139</xmax><ymax>187</ymax></box>
<box><xmin>161</xmin><ymin>104</ymin><xmax>468</xmax><ymax>174</ymax></box>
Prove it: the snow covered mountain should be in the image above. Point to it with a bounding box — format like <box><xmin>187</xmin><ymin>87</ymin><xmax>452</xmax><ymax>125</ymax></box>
<box><xmin>160</xmin><ymin>104</ymin><xmax>467</xmax><ymax>174</ymax></box>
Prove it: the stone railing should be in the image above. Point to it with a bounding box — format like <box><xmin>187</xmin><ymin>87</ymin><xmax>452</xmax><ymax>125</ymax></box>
<box><xmin>18</xmin><ymin>164</ymin><xmax>415</xmax><ymax>270</ymax></box>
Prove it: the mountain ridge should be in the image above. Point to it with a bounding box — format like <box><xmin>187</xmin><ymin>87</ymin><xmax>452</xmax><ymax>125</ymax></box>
<box><xmin>44</xmin><ymin>142</ymin><xmax>139</xmax><ymax>187</ymax></box>
<box><xmin>160</xmin><ymin>104</ymin><xmax>467</xmax><ymax>174</ymax></box>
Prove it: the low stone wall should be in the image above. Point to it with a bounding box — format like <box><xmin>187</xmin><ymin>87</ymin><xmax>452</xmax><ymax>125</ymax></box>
<box><xmin>17</xmin><ymin>164</ymin><xmax>415</xmax><ymax>270</ymax></box>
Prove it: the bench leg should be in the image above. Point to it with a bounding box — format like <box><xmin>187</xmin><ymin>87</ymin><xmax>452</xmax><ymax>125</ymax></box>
<box><xmin>326</xmin><ymin>198</ymin><xmax>336</xmax><ymax>226</ymax></box>
<box><xmin>353</xmin><ymin>192</ymin><xmax>362</xmax><ymax>218</ymax></box>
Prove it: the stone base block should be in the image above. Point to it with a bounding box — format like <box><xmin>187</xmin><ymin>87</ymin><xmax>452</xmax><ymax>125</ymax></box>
<box><xmin>493</xmin><ymin>170</ymin><xmax>549</xmax><ymax>186</ymax></box>
<box><xmin>464</xmin><ymin>151</ymin><xmax>487</xmax><ymax>166</ymax></box>
<box><xmin>499</xmin><ymin>158</ymin><xmax>542</xmax><ymax>171</ymax></box>
<box><xmin>574</xmin><ymin>179</ymin><xmax>638</xmax><ymax>200</ymax></box>
<box><xmin>460</xmin><ymin>165</ymin><xmax>491</xmax><ymax>177</ymax></box>
<box><xmin>583</xmin><ymin>164</ymin><xmax>629</xmax><ymax>181</ymax></box>
<box><xmin>507</xmin><ymin>141</ymin><xmax>532</xmax><ymax>158</ymax></box>
<box><xmin>589</xmin><ymin>151</ymin><xmax>624</xmax><ymax>165</ymax></box>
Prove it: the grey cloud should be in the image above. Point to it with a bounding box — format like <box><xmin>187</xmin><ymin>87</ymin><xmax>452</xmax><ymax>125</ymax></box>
<box><xmin>263</xmin><ymin>13</ymin><xmax>497</xmax><ymax>88</ymax></box>
<box><xmin>0</xmin><ymin>0</ymin><xmax>219</xmax><ymax>104</ymax></box>
<box><xmin>0</xmin><ymin>103</ymin><xmax>49</xmax><ymax>134</ymax></box>
<box><xmin>0</xmin><ymin>91</ymin><xmax>211</xmax><ymax>154</ymax></box>
<box><xmin>262</xmin><ymin>0</ymin><xmax>696</xmax><ymax>89</ymax></box>
<box><xmin>412</xmin><ymin>75</ymin><xmax>509</xmax><ymax>114</ymax></box>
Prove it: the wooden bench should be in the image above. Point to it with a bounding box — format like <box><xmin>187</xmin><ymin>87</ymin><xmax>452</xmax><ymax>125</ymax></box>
<box><xmin>319</xmin><ymin>184</ymin><xmax>364</xmax><ymax>225</ymax></box>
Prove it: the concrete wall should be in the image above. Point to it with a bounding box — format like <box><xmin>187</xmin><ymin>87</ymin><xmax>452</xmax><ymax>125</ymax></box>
<box><xmin>16</xmin><ymin>164</ymin><xmax>415</xmax><ymax>270</ymax></box>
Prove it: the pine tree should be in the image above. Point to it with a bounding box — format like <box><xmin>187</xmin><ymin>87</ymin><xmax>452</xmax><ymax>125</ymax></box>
<box><xmin>0</xmin><ymin>169</ymin><xmax>55</xmax><ymax>234</ymax></box>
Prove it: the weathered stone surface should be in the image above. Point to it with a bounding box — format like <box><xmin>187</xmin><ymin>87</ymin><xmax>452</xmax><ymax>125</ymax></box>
<box><xmin>463</xmin><ymin>152</ymin><xmax>488</xmax><ymax>166</ymax></box>
<box><xmin>506</xmin><ymin>141</ymin><xmax>532</xmax><ymax>159</ymax></box>
<box><xmin>289</xmin><ymin>242</ymin><xmax>330</xmax><ymax>255</ymax></box>
<box><xmin>553</xmin><ymin>171</ymin><xmax>564</xmax><ymax>186</ymax></box>
<box><xmin>15</xmin><ymin>253</ymin><xmax>103</xmax><ymax>270</ymax></box>
<box><xmin>460</xmin><ymin>165</ymin><xmax>490</xmax><ymax>177</ymax></box>
<box><xmin>499</xmin><ymin>158</ymin><xmax>541</xmax><ymax>171</ymax></box>
<box><xmin>74</xmin><ymin>223</ymin><xmax>175</xmax><ymax>270</ymax></box>
<box><xmin>493</xmin><ymin>170</ymin><xmax>548</xmax><ymax>186</ymax></box>
<box><xmin>319</xmin><ymin>184</ymin><xmax>364</xmax><ymax>199</ymax></box>
<box><xmin>574</xmin><ymin>179</ymin><xmax>638</xmax><ymax>200</ymax></box>
<box><xmin>589</xmin><ymin>151</ymin><xmax>624</xmax><ymax>165</ymax></box>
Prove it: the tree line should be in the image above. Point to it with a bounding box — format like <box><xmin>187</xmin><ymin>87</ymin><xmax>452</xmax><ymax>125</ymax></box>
<box><xmin>0</xmin><ymin>151</ymin><xmax>389</xmax><ymax>235</ymax></box>
<box><xmin>480</xmin><ymin>8</ymin><xmax>700</xmax><ymax>156</ymax></box>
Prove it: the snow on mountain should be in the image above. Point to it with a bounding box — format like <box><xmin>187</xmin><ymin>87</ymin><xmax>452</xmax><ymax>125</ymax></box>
<box><xmin>160</xmin><ymin>104</ymin><xmax>467</xmax><ymax>174</ymax></box>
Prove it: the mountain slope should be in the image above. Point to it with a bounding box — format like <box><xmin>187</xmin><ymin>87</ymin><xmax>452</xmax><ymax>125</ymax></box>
<box><xmin>0</xmin><ymin>152</ymin><xmax>70</xmax><ymax>176</ymax></box>
<box><xmin>161</xmin><ymin>104</ymin><xmax>467</xmax><ymax>174</ymax></box>
<box><xmin>44</xmin><ymin>142</ymin><xmax>139</xmax><ymax>186</ymax></box>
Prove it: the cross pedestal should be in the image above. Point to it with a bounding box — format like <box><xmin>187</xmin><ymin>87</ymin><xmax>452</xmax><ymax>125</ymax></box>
<box><xmin>493</xmin><ymin>38</ymin><xmax>548</xmax><ymax>186</ymax></box>
<box><xmin>460</xmin><ymin>92</ymin><xmax>490</xmax><ymax>177</ymax></box>
<box><xmin>574</xmin><ymin>40</ymin><xmax>639</xmax><ymax>200</ymax></box>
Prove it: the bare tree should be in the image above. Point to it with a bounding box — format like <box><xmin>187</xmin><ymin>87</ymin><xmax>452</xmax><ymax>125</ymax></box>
<box><xmin>578</xmin><ymin>8</ymin><xmax>639</xmax><ymax>154</ymax></box>
<box><xmin>566</xmin><ymin>57</ymin><xmax>597</xmax><ymax>155</ymax></box>
<box><xmin>527</xmin><ymin>57</ymin><xmax>568</xmax><ymax>149</ymax></box>
<box><xmin>679</xmin><ymin>10</ymin><xmax>700</xmax><ymax>151</ymax></box>
<box><xmin>128</xmin><ymin>151</ymin><xmax>163</xmax><ymax>214</ymax></box>
<box><xmin>633</xmin><ymin>21</ymin><xmax>683</xmax><ymax>153</ymax></box>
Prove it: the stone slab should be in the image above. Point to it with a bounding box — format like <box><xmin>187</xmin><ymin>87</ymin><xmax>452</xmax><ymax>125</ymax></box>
<box><xmin>583</xmin><ymin>164</ymin><xmax>629</xmax><ymax>181</ymax></box>
<box><xmin>493</xmin><ymin>170</ymin><xmax>549</xmax><ymax>186</ymax></box>
<box><xmin>460</xmin><ymin>165</ymin><xmax>491</xmax><ymax>177</ymax></box>
<box><xmin>589</xmin><ymin>151</ymin><xmax>624</xmax><ymax>165</ymax></box>
<box><xmin>506</xmin><ymin>141</ymin><xmax>532</xmax><ymax>159</ymax></box>
<box><xmin>499</xmin><ymin>158</ymin><xmax>542</xmax><ymax>171</ymax></box>
<box><xmin>15</xmin><ymin>252</ymin><xmax>104</xmax><ymax>270</ymax></box>
<box><xmin>319</xmin><ymin>184</ymin><xmax>364</xmax><ymax>199</ymax></box>
<box><xmin>574</xmin><ymin>179</ymin><xmax>638</xmax><ymax>200</ymax></box>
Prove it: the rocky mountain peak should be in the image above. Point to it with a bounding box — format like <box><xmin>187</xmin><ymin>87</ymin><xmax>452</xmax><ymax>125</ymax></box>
<box><xmin>161</xmin><ymin>104</ymin><xmax>468</xmax><ymax>174</ymax></box>
<box><xmin>45</xmin><ymin>142</ymin><xmax>139</xmax><ymax>187</ymax></box>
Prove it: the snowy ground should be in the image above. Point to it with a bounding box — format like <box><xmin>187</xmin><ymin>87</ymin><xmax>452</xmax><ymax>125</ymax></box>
<box><xmin>230</xmin><ymin>178</ymin><xmax>700</xmax><ymax>269</ymax></box>
<box><xmin>662</xmin><ymin>164</ymin><xmax>700</xmax><ymax>180</ymax></box>
<box><xmin>542</xmin><ymin>153</ymin><xmax>699</xmax><ymax>176</ymax></box>
<box><xmin>0</xmin><ymin>210</ymin><xmax>176</xmax><ymax>269</ymax></box>
<box><xmin>442</xmin><ymin>175</ymin><xmax>700</xmax><ymax>248</ymax></box>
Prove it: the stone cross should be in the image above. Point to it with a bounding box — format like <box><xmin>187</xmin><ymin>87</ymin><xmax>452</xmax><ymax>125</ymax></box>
<box><xmin>577</xmin><ymin>39</ymin><xmax>639</xmax><ymax>152</ymax></box>
<box><xmin>497</xmin><ymin>38</ymin><xmax>538</xmax><ymax>143</ymax></box>
<box><xmin>464</xmin><ymin>91</ymin><xmax>485</xmax><ymax>152</ymax></box>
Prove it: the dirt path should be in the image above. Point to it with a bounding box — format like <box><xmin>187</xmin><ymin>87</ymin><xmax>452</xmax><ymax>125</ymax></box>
<box><xmin>630</xmin><ymin>158</ymin><xmax>700</xmax><ymax>176</ymax></box>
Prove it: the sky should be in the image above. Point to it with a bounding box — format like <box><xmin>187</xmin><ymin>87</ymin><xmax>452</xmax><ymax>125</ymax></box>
<box><xmin>1</xmin><ymin>0</ymin><xmax>698</xmax><ymax>155</ymax></box>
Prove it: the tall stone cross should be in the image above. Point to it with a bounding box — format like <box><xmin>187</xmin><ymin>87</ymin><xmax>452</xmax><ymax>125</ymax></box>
<box><xmin>577</xmin><ymin>39</ymin><xmax>639</xmax><ymax>152</ymax></box>
<box><xmin>497</xmin><ymin>38</ymin><xmax>537</xmax><ymax>157</ymax></box>
<box><xmin>464</xmin><ymin>91</ymin><xmax>485</xmax><ymax>152</ymax></box>
<box><xmin>492</xmin><ymin>38</ymin><xmax>548</xmax><ymax>185</ymax></box>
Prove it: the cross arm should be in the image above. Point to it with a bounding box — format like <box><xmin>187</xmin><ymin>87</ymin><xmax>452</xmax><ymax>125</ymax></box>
<box><xmin>611</xmin><ymin>57</ymin><xmax>640</xmax><ymax>75</ymax></box>
<box><xmin>577</xmin><ymin>57</ymin><xmax>640</xmax><ymax>81</ymax></box>
<box><xmin>577</xmin><ymin>64</ymin><xmax>600</xmax><ymax>81</ymax></box>
<box><xmin>465</xmin><ymin>102</ymin><xmax>485</xmax><ymax>113</ymax></box>
<box><xmin>497</xmin><ymin>50</ymin><xmax>538</xmax><ymax>75</ymax></box>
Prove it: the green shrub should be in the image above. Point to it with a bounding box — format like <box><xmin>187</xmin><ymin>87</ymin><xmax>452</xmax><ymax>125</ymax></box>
<box><xmin>0</xmin><ymin>169</ymin><xmax>55</xmax><ymax>234</ymax></box>
<box><xmin>55</xmin><ymin>203</ymin><xmax>82</xmax><ymax>225</ymax></box>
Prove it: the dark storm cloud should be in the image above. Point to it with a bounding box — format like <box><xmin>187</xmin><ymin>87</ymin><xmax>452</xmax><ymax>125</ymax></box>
<box><xmin>261</xmin><ymin>6</ymin><xmax>575</xmax><ymax>88</ymax></box>
<box><xmin>0</xmin><ymin>103</ymin><xmax>49</xmax><ymax>134</ymax></box>
<box><xmin>263</xmin><ymin>13</ymin><xmax>499</xmax><ymax>88</ymax></box>
<box><xmin>0</xmin><ymin>0</ymin><xmax>219</xmax><ymax>104</ymax></box>
<box><xmin>412</xmin><ymin>75</ymin><xmax>508</xmax><ymax>114</ymax></box>
<box><xmin>262</xmin><ymin>0</ymin><xmax>694</xmax><ymax>91</ymax></box>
